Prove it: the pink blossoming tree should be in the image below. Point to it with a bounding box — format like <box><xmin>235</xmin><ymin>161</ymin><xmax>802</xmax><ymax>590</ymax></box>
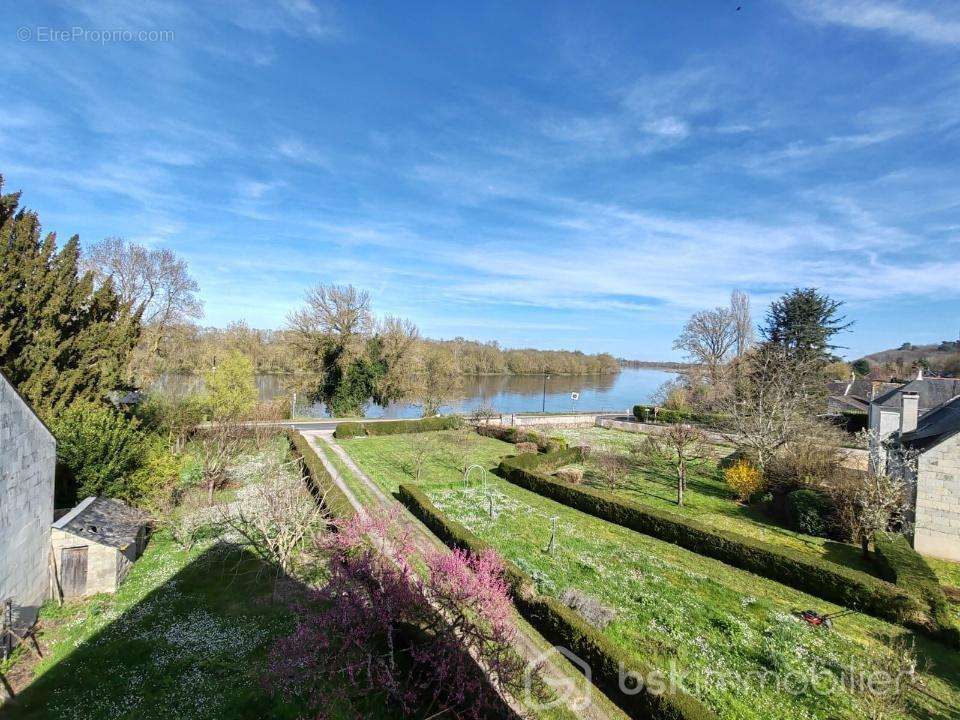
<box><xmin>263</xmin><ymin>510</ymin><xmax>525</xmax><ymax>719</ymax></box>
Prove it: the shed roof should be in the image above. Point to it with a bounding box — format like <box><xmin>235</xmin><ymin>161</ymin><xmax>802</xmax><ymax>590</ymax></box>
<box><xmin>900</xmin><ymin>395</ymin><xmax>960</xmax><ymax>452</ymax></box>
<box><xmin>52</xmin><ymin>497</ymin><xmax>148</xmax><ymax>549</ymax></box>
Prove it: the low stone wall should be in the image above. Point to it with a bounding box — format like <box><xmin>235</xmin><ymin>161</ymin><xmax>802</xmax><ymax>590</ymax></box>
<box><xmin>482</xmin><ymin>413</ymin><xmax>612</xmax><ymax>428</ymax></box>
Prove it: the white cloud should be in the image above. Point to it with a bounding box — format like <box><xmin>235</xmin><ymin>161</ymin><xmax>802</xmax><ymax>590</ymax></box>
<box><xmin>792</xmin><ymin>0</ymin><xmax>960</xmax><ymax>45</ymax></box>
<box><xmin>231</xmin><ymin>0</ymin><xmax>338</xmax><ymax>39</ymax></box>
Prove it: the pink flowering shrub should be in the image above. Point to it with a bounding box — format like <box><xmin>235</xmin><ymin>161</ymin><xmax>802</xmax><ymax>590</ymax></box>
<box><xmin>263</xmin><ymin>511</ymin><xmax>524</xmax><ymax>719</ymax></box>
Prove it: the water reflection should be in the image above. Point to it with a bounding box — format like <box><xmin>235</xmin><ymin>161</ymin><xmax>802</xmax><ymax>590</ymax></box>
<box><xmin>153</xmin><ymin>367</ymin><xmax>677</xmax><ymax>419</ymax></box>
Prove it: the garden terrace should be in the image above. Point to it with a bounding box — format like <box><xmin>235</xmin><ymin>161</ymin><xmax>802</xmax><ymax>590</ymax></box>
<box><xmin>340</xmin><ymin>429</ymin><xmax>960</xmax><ymax>720</ymax></box>
<box><xmin>539</xmin><ymin>426</ymin><xmax>878</xmax><ymax>575</ymax></box>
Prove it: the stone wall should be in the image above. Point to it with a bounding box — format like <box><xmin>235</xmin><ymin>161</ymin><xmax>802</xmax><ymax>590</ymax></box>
<box><xmin>914</xmin><ymin>432</ymin><xmax>960</xmax><ymax>562</ymax></box>
<box><xmin>0</xmin><ymin>373</ymin><xmax>56</xmax><ymax>635</ymax></box>
<box><xmin>50</xmin><ymin>528</ymin><xmax>124</xmax><ymax>596</ymax></box>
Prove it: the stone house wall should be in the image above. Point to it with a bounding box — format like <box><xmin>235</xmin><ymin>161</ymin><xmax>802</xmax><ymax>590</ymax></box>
<box><xmin>0</xmin><ymin>373</ymin><xmax>56</xmax><ymax>634</ymax></box>
<box><xmin>914</xmin><ymin>432</ymin><xmax>960</xmax><ymax>562</ymax></box>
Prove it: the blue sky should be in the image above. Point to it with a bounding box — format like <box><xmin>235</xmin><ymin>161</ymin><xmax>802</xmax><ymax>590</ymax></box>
<box><xmin>2</xmin><ymin>1</ymin><xmax>959</xmax><ymax>360</ymax></box>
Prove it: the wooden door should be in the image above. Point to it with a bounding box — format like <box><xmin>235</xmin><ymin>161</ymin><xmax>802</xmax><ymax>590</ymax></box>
<box><xmin>61</xmin><ymin>546</ymin><xmax>88</xmax><ymax>597</ymax></box>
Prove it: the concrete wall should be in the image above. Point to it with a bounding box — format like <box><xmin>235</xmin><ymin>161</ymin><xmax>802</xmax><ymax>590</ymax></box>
<box><xmin>0</xmin><ymin>374</ymin><xmax>56</xmax><ymax>635</ymax></box>
<box><xmin>914</xmin><ymin>433</ymin><xmax>960</xmax><ymax>562</ymax></box>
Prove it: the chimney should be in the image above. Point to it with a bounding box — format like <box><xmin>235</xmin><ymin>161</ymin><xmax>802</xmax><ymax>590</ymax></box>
<box><xmin>900</xmin><ymin>391</ymin><xmax>919</xmax><ymax>435</ymax></box>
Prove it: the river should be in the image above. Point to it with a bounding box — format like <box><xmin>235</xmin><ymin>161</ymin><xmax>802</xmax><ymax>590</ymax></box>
<box><xmin>152</xmin><ymin>367</ymin><xmax>678</xmax><ymax>419</ymax></box>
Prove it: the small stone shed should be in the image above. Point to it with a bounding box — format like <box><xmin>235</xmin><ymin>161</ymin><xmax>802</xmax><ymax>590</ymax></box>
<box><xmin>51</xmin><ymin>497</ymin><xmax>149</xmax><ymax>598</ymax></box>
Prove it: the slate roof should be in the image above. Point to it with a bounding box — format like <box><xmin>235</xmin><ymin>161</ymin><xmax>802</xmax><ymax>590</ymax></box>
<box><xmin>52</xmin><ymin>497</ymin><xmax>148</xmax><ymax>549</ymax></box>
<box><xmin>872</xmin><ymin>378</ymin><xmax>960</xmax><ymax>411</ymax></box>
<box><xmin>900</xmin><ymin>395</ymin><xmax>960</xmax><ymax>451</ymax></box>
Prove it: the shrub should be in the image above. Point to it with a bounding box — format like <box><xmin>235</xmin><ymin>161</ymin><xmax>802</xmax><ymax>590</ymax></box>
<box><xmin>764</xmin><ymin>426</ymin><xmax>846</xmax><ymax>493</ymax></box>
<box><xmin>724</xmin><ymin>460</ymin><xmax>765</xmax><ymax>503</ymax></box>
<box><xmin>873</xmin><ymin>531</ymin><xmax>960</xmax><ymax>648</ymax></box>
<box><xmin>515</xmin><ymin>441</ymin><xmax>538</xmax><ymax>454</ymax></box>
<box><xmin>203</xmin><ymin>350</ymin><xmax>258</xmax><ymax>421</ymax></box>
<box><xmin>334</xmin><ymin>421</ymin><xmax>366</xmax><ymax>439</ymax></box>
<box><xmin>554</xmin><ymin>467</ymin><xmax>584</xmax><ymax>484</ymax></box>
<box><xmin>632</xmin><ymin>404</ymin><xmax>726</xmax><ymax>427</ymax></box>
<box><xmin>475</xmin><ymin>424</ymin><xmax>566</xmax><ymax>453</ymax></box>
<box><xmin>53</xmin><ymin>401</ymin><xmax>150</xmax><ymax>504</ymax></box>
<box><xmin>786</xmin><ymin>489</ymin><xmax>832</xmax><ymax>537</ymax></box>
<box><xmin>499</xmin><ymin>463</ymin><xmax>922</xmax><ymax>628</ymax></box>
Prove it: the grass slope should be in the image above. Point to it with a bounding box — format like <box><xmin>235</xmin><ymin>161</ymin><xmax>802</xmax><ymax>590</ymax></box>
<box><xmin>543</xmin><ymin>426</ymin><xmax>876</xmax><ymax>575</ymax></box>
<box><xmin>342</xmin><ymin>431</ymin><xmax>960</xmax><ymax>720</ymax></box>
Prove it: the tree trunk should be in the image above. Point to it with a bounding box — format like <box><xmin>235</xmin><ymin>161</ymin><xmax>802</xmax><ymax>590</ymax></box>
<box><xmin>677</xmin><ymin>466</ymin><xmax>685</xmax><ymax>506</ymax></box>
<box><xmin>860</xmin><ymin>534</ymin><xmax>870</xmax><ymax>558</ymax></box>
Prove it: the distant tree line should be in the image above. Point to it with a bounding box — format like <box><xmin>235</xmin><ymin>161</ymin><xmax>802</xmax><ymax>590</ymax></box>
<box><xmin>126</xmin><ymin>320</ymin><xmax>620</xmax><ymax>380</ymax></box>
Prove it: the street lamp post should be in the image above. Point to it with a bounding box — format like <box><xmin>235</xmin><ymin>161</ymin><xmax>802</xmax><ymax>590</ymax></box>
<box><xmin>541</xmin><ymin>374</ymin><xmax>551</xmax><ymax>413</ymax></box>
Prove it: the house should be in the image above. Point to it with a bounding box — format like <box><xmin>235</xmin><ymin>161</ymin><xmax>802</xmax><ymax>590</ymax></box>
<box><xmin>0</xmin><ymin>369</ymin><xmax>56</xmax><ymax>649</ymax></box>
<box><xmin>867</xmin><ymin>373</ymin><xmax>960</xmax><ymax>441</ymax></box>
<box><xmin>896</xmin><ymin>394</ymin><xmax>960</xmax><ymax>561</ymax></box>
<box><xmin>51</xmin><ymin>497</ymin><xmax>149</xmax><ymax>597</ymax></box>
<box><xmin>872</xmin><ymin>385</ymin><xmax>960</xmax><ymax>562</ymax></box>
<box><xmin>827</xmin><ymin>376</ymin><xmax>900</xmax><ymax>415</ymax></box>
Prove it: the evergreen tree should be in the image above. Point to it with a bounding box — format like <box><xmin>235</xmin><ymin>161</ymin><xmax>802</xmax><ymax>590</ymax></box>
<box><xmin>761</xmin><ymin>287</ymin><xmax>851</xmax><ymax>362</ymax></box>
<box><xmin>0</xmin><ymin>175</ymin><xmax>141</xmax><ymax>417</ymax></box>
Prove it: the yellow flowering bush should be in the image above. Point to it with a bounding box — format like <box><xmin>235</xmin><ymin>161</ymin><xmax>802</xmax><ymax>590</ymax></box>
<box><xmin>725</xmin><ymin>459</ymin><xmax>765</xmax><ymax>503</ymax></box>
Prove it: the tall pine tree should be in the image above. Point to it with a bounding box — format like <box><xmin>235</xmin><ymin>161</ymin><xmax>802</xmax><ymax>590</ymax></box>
<box><xmin>0</xmin><ymin>175</ymin><xmax>141</xmax><ymax>417</ymax></box>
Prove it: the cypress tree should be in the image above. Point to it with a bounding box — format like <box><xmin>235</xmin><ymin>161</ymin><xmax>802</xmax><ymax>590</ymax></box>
<box><xmin>0</xmin><ymin>175</ymin><xmax>141</xmax><ymax>417</ymax></box>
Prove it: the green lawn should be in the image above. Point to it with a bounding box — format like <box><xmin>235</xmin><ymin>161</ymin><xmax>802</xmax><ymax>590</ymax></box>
<box><xmin>542</xmin><ymin>426</ymin><xmax>877</xmax><ymax>575</ymax></box>
<box><xmin>341</xmin><ymin>430</ymin><xmax>960</xmax><ymax>720</ymax></box>
<box><xmin>339</xmin><ymin>428</ymin><xmax>511</xmax><ymax>495</ymax></box>
<box><xmin>1</xmin><ymin>440</ymin><xmax>397</xmax><ymax>720</ymax></box>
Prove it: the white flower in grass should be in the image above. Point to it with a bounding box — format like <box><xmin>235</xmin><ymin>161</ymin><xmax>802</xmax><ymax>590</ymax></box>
<box><xmin>740</xmin><ymin>595</ymin><xmax>757</xmax><ymax>608</ymax></box>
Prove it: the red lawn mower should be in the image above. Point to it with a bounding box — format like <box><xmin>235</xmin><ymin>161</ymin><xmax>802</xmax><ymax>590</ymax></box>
<box><xmin>797</xmin><ymin>608</ymin><xmax>857</xmax><ymax>629</ymax></box>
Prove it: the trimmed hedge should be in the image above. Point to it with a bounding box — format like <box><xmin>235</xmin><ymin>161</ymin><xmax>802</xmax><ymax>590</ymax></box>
<box><xmin>514</xmin><ymin>593</ymin><xmax>716</xmax><ymax>720</ymax></box>
<box><xmin>334</xmin><ymin>416</ymin><xmax>462</xmax><ymax>439</ymax></box>
<box><xmin>499</xmin><ymin>446</ymin><xmax>586</xmax><ymax>475</ymax></box>
<box><xmin>286</xmin><ymin>430</ymin><xmax>355</xmax><ymax>518</ymax></box>
<box><xmin>333</xmin><ymin>421</ymin><xmax>365</xmax><ymax>439</ymax></box>
<box><xmin>499</xmin><ymin>465</ymin><xmax>922</xmax><ymax>627</ymax></box>
<box><xmin>873</xmin><ymin>532</ymin><xmax>960</xmax><ymax>648</ymax></box>
<box><xmin>397</xmin><ymin>483</ymin><xmax>716</xmax><ymax>720</ymax></box>
<box><xmin>631</xmin><ymin>405</ymin><xmax>726</xmax><ymax>427</ymax></box>
<box><xmin>476</xmin><ymin>424</ymin><xmax>568</xmax><ymax>453</ymax></box>
<box><xmin>398</xmin><ymin>484</ymin><xmax>531</xmax><ymax>595</ymax></box>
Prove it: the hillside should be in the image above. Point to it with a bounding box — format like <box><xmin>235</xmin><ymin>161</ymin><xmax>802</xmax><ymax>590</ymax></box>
<box><xmin>857</xmin><ymin>340</ymin><xmax>960</xmax><ymax>375</ymax></box>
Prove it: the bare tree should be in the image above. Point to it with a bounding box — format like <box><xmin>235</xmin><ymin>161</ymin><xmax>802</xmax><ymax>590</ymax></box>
<box><xmin>193</xmin><ymin>423</ymin><xmax>249</xmax><ymax>503</ymax></box>
<box><xmin>730</xmin><ymin>289</ymin><xmax>753</xmax><ymax>358</ymax></box>
<box><xmin>406</xmin><ymin>432</ymin><xmax>439</xmax><ymax>483</ymax></box>
<box><xmin>721</xmin><ymin>345</ymin><xmax>823</xmax><ymax>473</ymax></box>
<box><xmin>373</xmin><ymin>316</ymin><xmax>420</xmax><ymax>401</ymax></box>
<box><xmin>411</xmin><ymin>344</ymin><xmax>460</xmax><ymax>417</ymax></box>
<box><xmin>85</xmin><ymin>237</ymin><xmax>203</xmax><ymax>328</ymax></box>
<box><xmin>636</xmin><ymin>424</ymin><xmax>709</xmax><ymax>506</ymax></box>
<box><xmin>218</xmin><ymin>459</ymin><xmax>326</xmax><ymax>595</ymax></box>
<box><xmin>673</xmin><ymin>307</ymin><xmax>736</xmax><ymax>384</ymax></box>
<box><xmin>287</xmin><ymin>283</ymin><xmax>373</xmax><ymax>351</ymax></box>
